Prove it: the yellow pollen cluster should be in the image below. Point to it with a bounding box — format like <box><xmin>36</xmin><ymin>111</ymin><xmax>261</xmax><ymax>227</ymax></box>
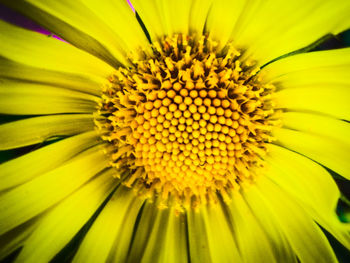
<box><xmin>96</xmin><ymin>34</ymin><xmax>277</xmax><ymax>210</ymax></box>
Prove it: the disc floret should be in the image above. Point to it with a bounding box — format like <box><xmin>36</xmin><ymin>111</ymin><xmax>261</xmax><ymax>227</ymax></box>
<box><xmin>96</xmin><ymin>34</ymin><xmax>277</xmax><ymax>210</ymax></box>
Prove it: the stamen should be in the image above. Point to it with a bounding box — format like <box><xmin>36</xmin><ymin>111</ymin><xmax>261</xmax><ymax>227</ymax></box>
<box><xmin>96</xmin><ymin>34</ymin><xmax>279</xmax><ymax>211</ymax></box>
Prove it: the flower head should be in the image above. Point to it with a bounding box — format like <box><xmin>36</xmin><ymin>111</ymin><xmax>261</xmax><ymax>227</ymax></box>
<box><xmin>0</xmin><ymin>0</ymin><xmax>350</xmax><ymax>262</ymax></box>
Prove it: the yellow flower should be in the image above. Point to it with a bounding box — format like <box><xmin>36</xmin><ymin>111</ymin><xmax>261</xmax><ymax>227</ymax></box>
<box><xmin>0</xmin><ymin>0</ymin><xmax>350</xmax><ymax>262</ymax></box>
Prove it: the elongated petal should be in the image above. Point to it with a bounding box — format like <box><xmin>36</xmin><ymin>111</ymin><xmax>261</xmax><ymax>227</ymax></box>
<box><xmin>241</xmin><ymin>190</ymin><xmax>297</xmax><ymax>263</ymax></box>
<box><xmin>0</xmin><ymin>218</ymin><xmax>40</xmax><ymax>260</ymax></box>
<box><xmin>236</xmin><ymin>1</ymin><xmax>350</xmax><ymax>66</ymax></box>
<box><xmin>205</xmin><ymin>0</ymin><xmax>247</xmax><ymax>49</ymax></box>
<box><xmin>0</xmin><ymin>144</ymin><xmax>109</xmax><ymax>235</ymax></box>
<box><xmin>0</xmin><ymin>20</ymin><xmax>114</xmax><ymax>80</ymax></box>
<box><xmin>80</xmin><ymin>0</ymin><xmax>152</xmax><ymax>57</ymax></box>
<box><xmin>265</xmin><ymin>144</ymin><xmax>339</xmax><ymax>214</ymax></box>
<box><xmin>281</xmin><ymin>112</ymin><xmax>350</xmax><ymax>145</ymax></box>
<box><xmin>14</xmin><ymin>168</ymin><xmax>116</xmax><ymax>263</ymax></box>
<box><xmin>200</xmin><ymin>204</ymin><xmax>241</xmax><ymax>262</ymax></box>
<box><xmin>0</xmin><ymin>80</ymin><xmax>98</xmax><ymax>115</ymax></box>
<box><xmin>73</xmin><ymin>186</ymin><xmax>144</xmax><ymax>263</ymax></box>
<box><xmin>1</xmin><ymin>0</ymin><xmax>136</xmax><ymax>66</ymax></box>
<box><xmin>265</xmin><ymin>144</ymin><xmax>350</xmax><ymax>250</ymax></box>
<box><xmin>250</xmin><ymin>178</ymin><xmax>338</xmax><ymax>263</ymax></box>
<box><xmin>0</xmin><ymin>58</ymin><xmax>104</xmax><ymax>96</ymax></box>
<box><xmin>187</xmin><ymin>208</ymin><xmax>213</xmax><ymax>263</ymax></box>
<box><xmin>151</xmin><ymin>0</ymin><xmax>192</xmax><ymax>36</ymax></box>
<box><xmin>261</xmin><ymin>48</ymin><xmax>350</xmax><ymax>84</ymax></box>
<box><xmin>0</xmin><ymin>131</ymin><xmax>99</xmax><ymax>191</ymax></box>
<box><xmin>267</xmin><ymin>66</ymin><xmax>350</xmax><ymax>88</ymax></box>
<box><xmin>132</xmin><ymin>0</ymin><xmax>212</xmax><ymax>41</ymax></box>
<box><xmin>125</xmin><ymin>201</ymin><xmax>157</xmax><ymax>263</ymax></box>
<box><xmin>273</xmin><ymin>128</ymin><xmax>350</xmax><ymax>179</ymax></box>
<box><xmin>273</xmin><ymin>85</ymin><xmax>350</xmax><ymax>120</ymax></box>
<box><xmin>263</xmin><ymin>49</ymin><xmax>350</xmax><ymax>120</ymax></box>
<box><xmin>130</xmin><ymin>0</ymin><xmax>165</xmax><ymax>40</ymax></box>
<box><xmin>0</xmin><ymin>114</ymin><xmax>94</xmax><ymax>150</ymax></box>
<box><xmin>205</xmin><ymin>1</ymin><xmax>350</xmax><ymax>66</ymax></box>
<box><xmin>227</xmin><ymin>192</ymin><xmax>278</xmax><ymax>263</ymax></box>
<box><xmin>137</xmin><ymin>206</ymin><xmax>188</xmax><ymax>263</ymax></box>
<box><xmin>187</xmin><ymin>203</ymin><xmax>241</xmax><ymax>263</ymax></box>
<box><xmin>126</xmin><ymin>201</ymin><xmax>188</xmax><ymax>263</ymax></box>
<box><xmin>188</xmin><ymin>0</ymin><xmax>213</xmax><ymax>35</ymax></box>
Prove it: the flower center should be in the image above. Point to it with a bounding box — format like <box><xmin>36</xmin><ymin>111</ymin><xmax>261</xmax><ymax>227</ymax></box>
<box><xmin>96</xmin><ymin>34</ymin><xmax>277</xmax><ymax>211</ymax></box>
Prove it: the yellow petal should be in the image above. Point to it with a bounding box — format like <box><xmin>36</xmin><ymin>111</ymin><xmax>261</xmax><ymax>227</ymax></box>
<box><xmin>228</xmin><ymin>192</ymin><xmax>277</xmax><ymax>263</ymax></box>
<box><xmin>273</xmin><ymin>128</ymin><xmax>350</xmax><ymax>179</ymax></box>
<box><xmin>201</xmin><ymin>204</ymin><xmax>241</xmax><ymax>262</ymax></box>
<box><xmin>0</xmin><ymin>131</ymin><xmax>99</xmax><ymax>191</ymax></box>
<box><xmin>0</xmin><ymin>58</ymin><xmax>105</xmax><ymax>96</ymax></box>
<box><xmin>268</xmin><ymin>66</ymin><xmax>350</xmax><ymax>88</ymax></box>
<box><xmin>0</xmin><ymin>144</ymin><xmax>109</xmax><ymax>235</ymax></box>
<box><xmin>242</xmin><ymin>188</ymin><xmax>297</xmax><ymax>263</ymax></box>
<box><xmin>253</xmin><ymin>177</ymin><xmax>338</xmax><ymax>262</ymax></box>
<box><xmin>186</xmin><ymin>208</ymin><xmax>213</xmax><ymax>263</ymax></box>
<box><xmin>155</xmin><ymin>209</ymin><xmax>187</xmax><ymax>263</ymax></box>
<box><xmin>1</xmin><ymin>1</ymin><xmax>132</xmax><ymax>66</ymax></box>
<box><xmin>0</xmin><ymin>217</ymin><xmax>40</xmax><ymax>261</ymax></box>
<box><xmin>0</xmin><ymin>114</ymin><xmax>94</xmax><ymax>150</ymax></box>
<box><xmin>0</xmin><ymin>80</ymin><xmax>98</xmax><ymax>115</ymax></box>
<box><xmin>127</xmin><ymin>201</ymin><xmax>187</xmax><ymax>263</ymax></box>
<box><xmin>72</xmin><ymin>186</ymin><xmax>144</xmax><ymax>263</ymax></box>
<box><xmin>265</xmin><ymin>144</ymin><xmax>350</xmax><ymax>250</ymax></box>
<box><xmin>205</xmin><ymin>0</ymin><xmax>248</xmax><ymax>49</ymax></box>
<box><xmin>262</xmin><ymin>48</ymin><xmax>350</xmax><ymax>84</ymax></box>
<box><xmin>126</xmin><ymin>201</ymin><xmax>159</xmax><ymax>263</ymax></box>
<box><xmin>78</xmin><ymin>0</ymin><xmax>151</xmax><ymax>58</ymax></box>
<box><xmin>156</xmin><ymin>0</ymin><xmax>192</xmax><ymax>36</ymax></box>
<box><xmin>187</xmin><ymin>204</ymin><xmax>241</xmax><ymax>263</ymax></box>
<box><xmin>14</xmin><ymin>168</ymin><xmax>116</xmax><ymax>263</ymax></box>
<box><xmin>281</xmin><ymin>112</ymin><xmax>350</xmax><ymax>145</ymax></box>
<box><xmin>133</xmin><ymin>0</ymin><xmax>212</xmax><ymax>40</ymax></box>
<box><xmin>138</xmin><ymin>206</ymin><xmax>188</xmax><ymax>263</ymax></box>
<box><xmin>265</xmin><ymin>144</ymin><xmax>339</xmax><ymax>214</ymax></box>
<box><xmin>233</xmin><ymin>0</ymin><xmax>350</xmax><ymax>66</ymax></box>
<box><xmin>273</xmin><ymin>85</ymin><xmax>350</xmax><ymax>120</ymax></box>
<box><xmin>188</xmin><ymin>0</ymin><xmax>213</xmax><ymax>35</ymax></box>
<box><xmin>131</xmin><ymin>0</ymin><xmax>166</xmax><ymax>41</ymax></box>
<box><xmin>0</xmin><ymin>20</ymin><xmax>114</xmax><ymax>80</ymax></box>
